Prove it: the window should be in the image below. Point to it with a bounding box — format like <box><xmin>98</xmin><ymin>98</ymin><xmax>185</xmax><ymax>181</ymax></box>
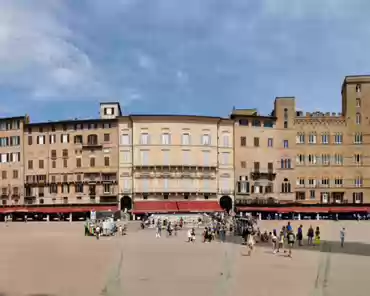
<box><xmin>51</xmin><ymin>150</ymin><xmax>57</xmax><ymax>158</ymax></box>
<box><xmin>201</xmin><ymin>134</ymin><xmax>211</xmax><ymax>145</ymax></box>
<box><xmin>87</xmin><ymin>134</ymin><xmax>98</xmax><ymax>145</ymax></box>
<box><xmin>120</xmin><ymin>134</ymin><xmax>130</xmax><ymax>145</ymax></box>
<box><xmin>90</xmin><ymin>157</ymin><xmax>95</xmax><ymax>167</ymax></box>
<box><xmin>267</xmin><ymin>138</ymin><xmax>273</xmax><ymax>147</ymax></box>
<box><xmin>63</xmin><ymin>159</ymin><xmax>67</xmax><ymax>168</ymax></box>
<box><xmin>321</xmin><ymin>154</ymin><xmax>330</xmax><ymax>165</ymax></box>
<box><xmin>52</xmin><ymin>160</ymin><xmax>56</xmax><ymax>168</ymax></box>
<box><xmin>182</xmin><ymin>150</ymin><xmax>190</xmax><ymax>164</ymax></box>
<box><xmin>254</xmin><ymin>137</ymin><xmax>259</xmax><ymax>147</ymax></box>
<box><xmin>356</xmin><ymin>113</ymin><xmax>361</xmax><ymax>125</ymax></box>
<box><xmin>104</xmin><ymin>133</ymin><xmax>110</xmax><ymax>142</ymax></box>
<box><xmin>283</xmin><ymin>140</ymin><xmax>289</xmax><ymax>148</ymax></box>
<box><xmin>321</xmin><ymin>177</ymin><xmax>329</xmax><ymax>187</ymax></box>
<box><xmin>221</xmin><ymin>152</ymin><xmax>229</xmax><ymax>165</ymax></box>
<box><xmin>354</xmin><ymin>154</ymin><xmax>362</xmax><ymax>164</ymax></box>
<box><xmin>252</xmin><ymin>120</ymin><xmax>261</xmax><ymax>127</ymax></box>
<box><xmin>308</xmin><ymin>154</ymin><xmax>317</xmax><ymax>165</ymax></box>
<box><xmin>162</xmin><ymin>133</ymin><xmax>171</xmax><ymax>145</ymax></box>
<box><xmin>140</xmin><ymin>150</ymin><xmax>149</xmax><ymax>165</ymax></box>
<box><xmin>74</xmin><ymin>135</ymin><xmax>83</xmax><ymax>144</ymax></box>
<box><xmin>296</xmin><ymin>154</ymin><xmax>305</xmax><ymax>165</ymax></box>
<box><xmin>39</xmin><ymin>159</ymin><xmax>44</xmax><ymax>169</ymax></box>
<box><xmin>75</xmin><ymin>183</ymin><xmax>84</xmax><ymax>193</ymax></box>
<box><xmin>104</xmin><ymin>157</ymin><xmax>110</xmax><ymax>166</ymax></box>
<box><xmin>354</xmin><ymin>133</ymin><xmax>363</xmax><ymax>144</ymax></box>
<box><xmin>296</xmin><ymin>133</ymin><xmax>305</xmax><ymax>144</ymax></box>
<box><xmin>268</xmin><ymin>162</ymin><xmax>273</xmax><ymax>172</ymax></box>
<box><xmin>281</xmin><ymin>178</ymin><xmax>291</xmax><ymax>193</ymax></box>
<box><xmin>140</xmin><ymin>133</ymin><xmax>149</xmax><ymax>145</ymax></box>
<box><xmin>104</xmin><ymin>107</ymin><xmax>114</xmax><ymax>115</ymax></box>
<box><xmin>356</xmin><ymin>84</ymin><xmax>361</xmax><ymax>93</ymax></box>
<box><xmin>296</xmin><ymin>177</ymin><xmax>305</xmax><ymax>187</ymax></box>
<box><xmin>182</xmin><ymin>133</ymin><xmax>190</xmax><ymax>145</ymax></box>
<box><xmin>0</xmin><ymin>153</ymin><xmax>6</xmax><ymax>163</ymax></box>
<box><xmin>163</xmin><ymin>178</ymin><xmax>169</xmax><ymax>190</ymax></box>
<box><xmin>356</xmin><ymin>98</ymin><xmax>361</xmax><ymax>107</ymax></box>
<box><xmin>62</xmin><ymin>149</ymin><xmax>68</xmax><ymax>157</ymax></box>
<box><xmin>121</xmin><ymin>151</ymin><xmax>130</xmax><ymax>163</ymax></box>
<box><xmin>240</xmin><ymin>136</ymin><xmax>246</xmax><ymax>147</ymax></box>
<box><xmin>280</xmin><ymin>159</ymin><xmax>291</xmax><ymax>169</ymax></box>
<box><xmin>142</xmin><ymin>179</ymin><xmax>149</xmax><ymax>192</ymax></box>
<box><xmin>308</xmin><ymin>178</ymin><xmax>316</xmax><ymax>188</ymax></box>
<box><xmin>37</xmin><ymin>135</ymin><xmax>45</xmax><ymax>145</ymax></box>
<box><xmin>13</xmin><ymin>170</ymin><xmax>18</xmax><ymax>179</ymax></box>
<box><xmin>310</xmin><ymin>190</ymin><xmax>315</xmax><ymax>199</ymax></box>
<box><xmin>28</xmin><ymin>136</ymin><xmax>32</xmax><ymax>145</ymax></box>
<box><xmin>49</xmin><ymin>134</ymin><xmax>56</xmax><ymax>144</ymax></box>
<box><xmin>162</xmin><ymin>150</ymin><xmax>169</xmax><ymax>165</ymax></box>
<box><xmin>76</xmin><ymin>158</ymin><xmax>81</xmax><ymax>168</ymax></box>
<box><xmin>334</xmin><ymin>133</ymin><xmax>343</xmax><ymax>144</ymax></box>
<box><xmin>284</xmin><ymin>121</ymin><xmax>288</xmax><ymax>129</ymax></box>
<box><xmin>222</xmin><ymin>134</ymin><xmax>230</xmax><ymax>147</ymax></box>
<box><xmin>203</xmin><ymin>151</ymin><xmax>210</xmax><ymax>166</ymax></box>
<box><xmin>28</xmin><ymin>160</ymin><xmax>33</xmax><ymax>169</ymax></box>
<box><xmin>264</xmin><ymin>121</ymin><xmax>274</xmax><ymax>128</ymax></box>
<box><xmin>241</xmin><ymin>161</ymin><xmax>246</xmax><ymax>168</ymax></box>
<box><xmin>355</xmin><ymin>176</ymin><xmax>363</xmax><ymax>188</ymax></box>
<box><xmin>321</xmin><ymin>133</ymin><xmax>329</xmax><ymax>144</ymax></box>
<box><xmin>123</xmin><ymin>178</ymin><xmax>130</xmax><ymax>191</ymax></box>
<box><xmin>284</xmin><ymin>108</ymin><xmax>288</xmax><ymax>120</ymax></box>
<box><xmin>333</xmin><ymin>154</ymin><xmax>343</xmax><ymax>165</ymax></box>
<box><xmin>61</xmin><ymin>134</ymin><xmax>69</xmax><ymax>144</ymax></box>
<box><xmin>254</xmin><ymin>161</ymin><xmax>260</xmax><ymax>172</ymax></box>
<box><xmin>334</xmin><ymin>177</ymin><xmax>343</xmax><ymax>187</ymax></box>
<box><xmin>239</xmin><ymin>119</ymin><xmax>249</xmax><ymax>126</ymax></box>
<box><xmin>1</xmin><ymin>171</ymin><xmax>7</xmax><ymax>179</ymax></box>
<box><xmin>353</xmin><ymin>192</ymin><xmax>363</xmax><ymax>204</ymax></box>
<box><xmin>104</xmin><ymin>184</ymin><xmax>112</xmax><ymax>194</ymax></box>
<box><xmin>62</xmin><ymin>184</ymin><xmax>70</xmax><ymax>194</ymax></box>
<box><xmin>308</xmin><ymin>133</ymin><xmax>317</xmax><ymax>144</ymax></box>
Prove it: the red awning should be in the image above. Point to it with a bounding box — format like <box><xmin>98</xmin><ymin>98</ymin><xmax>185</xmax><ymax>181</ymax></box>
<box><xmin>0</xmin><ymin>205</ymin><xmax>118</xmax><ymax>214</ymax></box>
<box><xmin>133</xmin><ymin>201</ymin><xmax>222</xmax><ymax>214</ymax></box>
<box><xmin>236</xmin><ymin>206</ymin><xmax>369</xmax><ymax>214</ymax></box>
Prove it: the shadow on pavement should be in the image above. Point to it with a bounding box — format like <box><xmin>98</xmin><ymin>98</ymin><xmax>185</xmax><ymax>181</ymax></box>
<box><xmin>225</xmin><ymin>235</ymin><xmax>370</xmax><ymax>257</ymax></box>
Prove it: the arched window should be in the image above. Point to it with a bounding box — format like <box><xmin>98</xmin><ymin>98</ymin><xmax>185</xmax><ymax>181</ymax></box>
<box><xmin>356</xmin><ymin>84</ymin><xmax>361</xmax><ymax>93</ymax></box>
<box><xmin>281</xmin><ymin>178</ymin><xmax>291</xmax><ymax>193</ymax></box>
<box><xmin>87</xmin><ymin>134</ymin><xmax>98</xmax><ymax>145</ymax></box>
<box><xmin>356</xmin><ymin>98</ymin><xmax>361</xmax><ymax>107</ymax></box>
<box><xmin>356</xmin><ymin>113</ymin><xmax>361</xmax><ymax>125</ymax></box>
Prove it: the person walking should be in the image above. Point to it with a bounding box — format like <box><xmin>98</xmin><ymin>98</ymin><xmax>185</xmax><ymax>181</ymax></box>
<box><xmin>287</xmin><ymin>230</ymin><xmax>296</xmax><ymax>258</ymax></box>
<box><xmin>340</xmin><ymin>227</ymin><xmax>346</xmax><ymax>247</ymax></box>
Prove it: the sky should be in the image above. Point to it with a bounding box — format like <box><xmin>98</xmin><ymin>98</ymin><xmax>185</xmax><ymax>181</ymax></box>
<box><xmin>0</xmin><ymin>0</ymin><xmax>369</xmax><ymax>122</ymax></box>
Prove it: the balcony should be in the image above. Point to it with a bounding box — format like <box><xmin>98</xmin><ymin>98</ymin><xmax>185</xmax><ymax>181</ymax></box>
<box><xmin>250</xmin><ymin>170</ymin><xmax>276</xmax><ymax>181</ymax></box>
<box><xmin>82</xmin><ymin>141</ymin><xmax>102</xmax><ymax>150</ymax></box>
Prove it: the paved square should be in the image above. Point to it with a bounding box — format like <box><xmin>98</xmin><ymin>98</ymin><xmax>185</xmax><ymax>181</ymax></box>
<box><xmin>0</xmin><ymin>220</ymin><xmax>369</xmax><ymax>296</ymax></box>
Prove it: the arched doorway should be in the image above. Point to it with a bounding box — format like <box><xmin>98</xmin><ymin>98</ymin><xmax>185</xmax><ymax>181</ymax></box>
<box><xmin>120</xmin><ymin>196</ymin><xmax>132</xmax><ymax>211</ymax></box>
<box><xmin>219</xmin><ymin>196</ymin><xmax>233</xmax><ymax>212</ymax></box>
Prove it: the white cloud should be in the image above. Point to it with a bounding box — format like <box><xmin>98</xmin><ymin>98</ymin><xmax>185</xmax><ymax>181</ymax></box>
<box><xmin>0</xmin><ymin>1</ymin><xmax>109</xmax><ymax>100</ymax></box>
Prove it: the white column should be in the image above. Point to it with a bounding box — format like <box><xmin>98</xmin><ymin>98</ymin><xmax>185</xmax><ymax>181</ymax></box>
<box><xmin>316</xmin><ymin>213</ymin><xmax>320</xmax><ymax>220</ymax></box>
<box><xmin>46</xmin><ymin>214</ymin><xmax>50</xmax><ymax>222</ymax></box>
<box><xmin>69</xmin><ymin>213</ymin><xmax>72</xmax><ymax>222</ymax></box>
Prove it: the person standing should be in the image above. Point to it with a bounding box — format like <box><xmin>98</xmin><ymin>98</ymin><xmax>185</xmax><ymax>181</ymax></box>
<box><xmin>340</xmin><ymin>227</ymin><xmax>346</xmax><ymax>247</ymax></box>
<box><xmin>315</xmin><ymin>226</ymin><xmax>321</xmax><ymax>246</ymax></box>
<box><xmin>297</xmin><ymin>225</ymin><xmax>303</xmax><ymax>246</ymax></box>
<box><xmin>287</xmin><ymin>230</ymin><xmax>296</xmax><ymax>258</ymax></box>
<box><xmin>156</xmin><ymin>222</ymin><xmax>162</xmax><ymax>238</ymax></box>
<box><xmin>307</xmin><ymin>225</ymin><xmax>314</xmax><ymax>246</ymax></box>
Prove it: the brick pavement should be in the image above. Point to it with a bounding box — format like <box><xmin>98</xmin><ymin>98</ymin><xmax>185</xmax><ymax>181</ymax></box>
<box><xmin>0</xmin><ymin>220</ymin><xmax>369</xmax><ymax>296</ymax></box>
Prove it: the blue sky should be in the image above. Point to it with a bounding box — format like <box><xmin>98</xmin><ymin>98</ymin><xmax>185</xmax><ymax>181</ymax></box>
<box><xmin>0</xmin><ymin>0</ymin><xmax>369</xmax><ymax>122</ymax></box>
